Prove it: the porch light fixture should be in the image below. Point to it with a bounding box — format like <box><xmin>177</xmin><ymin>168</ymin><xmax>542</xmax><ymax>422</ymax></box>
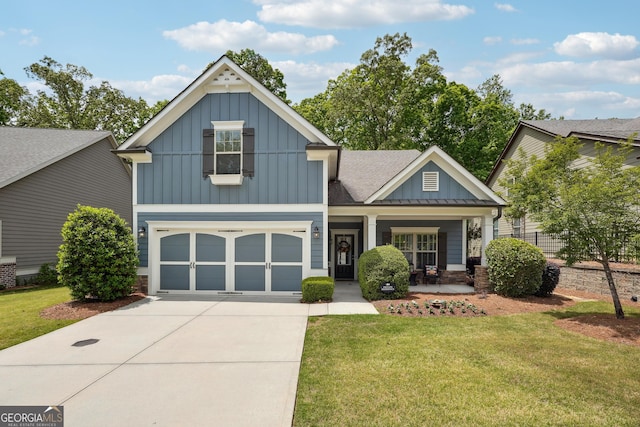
<box><xmin>138</xmin><ymin>226</ymin><xmax>146</xmax><ymax>239</ymax></box>
<box><xmin>312</xmin><ymin>226</ymin><xmax>320</xmax><ymax>239</ymax></box>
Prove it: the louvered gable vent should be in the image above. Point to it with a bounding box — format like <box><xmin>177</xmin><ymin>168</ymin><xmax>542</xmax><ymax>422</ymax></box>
<box><xmin>422</xmin><ymin>171</ymin><xmax>439</xmax><ymax>192</ymax></box>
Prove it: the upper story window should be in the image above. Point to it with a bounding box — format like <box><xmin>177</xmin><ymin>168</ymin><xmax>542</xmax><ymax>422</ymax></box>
<box><xmin>422</xmin><ymin>171</ymin><xmax>439</xmax><ymax>192</ymax></box>
<box><xmin>203</xmin><ymin>121</ymin><xmax>254</xmax><ymax>185</ymax></box>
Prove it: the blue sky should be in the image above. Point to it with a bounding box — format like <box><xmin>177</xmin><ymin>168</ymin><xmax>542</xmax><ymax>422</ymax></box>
<box><xmin>2</xmin><ymin>0</ymin><xmax>639</xmax><ymax>119</ymax></box>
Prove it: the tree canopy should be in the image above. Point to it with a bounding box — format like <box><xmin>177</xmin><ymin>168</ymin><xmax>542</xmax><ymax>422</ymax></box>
<box><xmin>0</xmin><ymin>70</ymin><xmax>27</xmax><ymax>126</ymax></box>
<box><xmin>3</xmin><ymin>57</ymin><xmax>160</xmax><ymax>143</ymax></box>
<box><xmin>294</xmin><ymin>33</ymin><xmax>550</xmax><ymax>180</ymax></box>
<box><xmin>500</xmin><ymin>137</ymin><xmax>640</xmax><ymax>319</ymax></box>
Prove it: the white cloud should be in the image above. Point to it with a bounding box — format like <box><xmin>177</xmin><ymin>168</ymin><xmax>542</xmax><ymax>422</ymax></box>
<box><xmin>112</xmin><ymin>74</ymin><xmax>194</xmax><ymax>103</ymax></box>
<box><xmin>554</xmin><ymin>32</ymin><xmax>640</xmax><ymax>59</ymax></box>
<box><xmin>254</xmin><ymin>0</ymin><xmax>474</xmax><ymax>29</ymax></box>
<box><xmin>163</xmin><ymin>20</ymin><xmax>338</xmax><ymax>55</ymax></box>
<box><xmin>517</xmin><ymin>90</ymin><xmax>640</xmax><ymax>118</ymax></box>
<box><xmin>483</xmin><ymin>36</ymin><xmax>502</xmax><ymax>45</ymax></box>
<box><xmin>500</xmin><ymin>58</ymin><xmax>640</xmax><ymax>88</ymax></box>
<box><xmin>494</xmin><ymin>3</ymin><xmax>517</xmax><ymax>12</ymax></box>
<box><xmin>511</xmin><ymin>38</ymin><xmax>539</xmax><ymax>46</ymax></box>
<box><xmin>274</xmin><ymin>60</ymin><xmax>355</xmax><ymax>102</ymax></box>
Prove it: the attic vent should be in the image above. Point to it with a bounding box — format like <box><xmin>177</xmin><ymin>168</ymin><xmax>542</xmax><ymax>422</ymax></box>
<box><xmin>422</xmin><ymin>172</ymin><xmax>439</xmax><ymax>192</ymax></box>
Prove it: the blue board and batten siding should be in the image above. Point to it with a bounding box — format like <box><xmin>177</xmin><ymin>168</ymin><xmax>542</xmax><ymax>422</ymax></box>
<box><xmin>135</xmin><ymin>92</ymin><xmax>326</xmax><ymax>272</ymax></box>
<box><xmin>137</xmin><ymin>93</ymin><xmax>323</xmax><ymax>205</ymax></box>
<box><xmin>386</xmin><ymin>162</ymin><xmax>476</xmax><ymax>200</ymax></box>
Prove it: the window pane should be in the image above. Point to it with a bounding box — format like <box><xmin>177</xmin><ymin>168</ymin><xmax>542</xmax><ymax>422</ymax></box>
<box><xmin>418</xmin><ymin>252</ymin><xmax>436</xmax><ymax>267</ymax></box>
<box><xmin>216</xmin><ymin>154</ymin><xmax>241</xmax><ymax>174</ymax></box>
<box><xmin>393</xmin><ymin>234</ymin><xmax>412</xmax><ymax>251</ymax></box>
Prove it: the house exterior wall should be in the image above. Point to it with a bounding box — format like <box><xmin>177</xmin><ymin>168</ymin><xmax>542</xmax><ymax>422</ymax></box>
<box><xmin>490</xmin><ymin>127</ymin><xmax>640</xmax><ymax>238</ymax></box>
<box><xmin>386</xmin><ymin>162</ymin><xmax>476</xmax><ymax>200</ymax></box>
<box><xmin>137</xmin><ymin>211</ymin><xmax>324</xmax><ymax>269</ymax></box>
<box><xmin>137</xmin><ymin>93</ymin><xmax>323</xmax><ymax>205</ymax></box>
<box><xmin>490</xmin><ymin>127</ymin><xmax>552</xmax><ymax>236</ymax></box>
<box><xmin>376</xmin><ymin>219</ymin><xmax>463</xmax><ymax>266</ymax></box>
<box><xmin>0</xmin><ymin>139</ymin><xmax>132</xmax><ymax>276</ymax></box>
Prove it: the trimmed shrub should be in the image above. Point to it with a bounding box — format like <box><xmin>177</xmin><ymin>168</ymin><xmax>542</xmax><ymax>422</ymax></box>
<box><xmin>485</xmin><ymin>238</ymin><xmax>546</xmax><ymax>298</ymax></box>
<box><xmin>535</xmin><ymin>262</ymin><xmax>561</xmax><ymax>297</ymax></box>
<box><xmin>358</xmin><ymin>245</ymin><xmax>409</xmax><ymax>300</ymax></box>
<box><xmin>35</xmin><ymin>263</ymin><xmax>59</xmax><ymax>286</ymax></box>
<box><xmin>57</xmin><ymin>205</ymin><xmax>138</xmax><ymax>302</ymax></box>
<box><xmin>301</xmin><ymin>276</ymin><xmax>335</xmax><ymax>303</ymax></box>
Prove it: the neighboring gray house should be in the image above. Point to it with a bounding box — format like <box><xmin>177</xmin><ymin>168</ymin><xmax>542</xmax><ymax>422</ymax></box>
<box><xmin>487</xmin><ymin>119</ymin><xmax>640</xmax><ymax>240</ymax></box>
<box><xmin>117</xmin><ymin>56</ymin><xmax>504</xmax><ymax>296</ymax></box>
<box><xmin>0</xmin><ymin>127</ymin><xmax>132</xmax><ymax>286</ymax></box>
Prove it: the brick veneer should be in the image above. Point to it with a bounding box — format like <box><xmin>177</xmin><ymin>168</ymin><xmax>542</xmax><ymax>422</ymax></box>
<box><xmin>135</xmin><ymin>275</ymin><xmax>148</xmax><ymax>295</ymax></box>
<box><xmin>0</xmin><ymin>260</ymin><xmax>17</xmax><ymax>288</ymax></box>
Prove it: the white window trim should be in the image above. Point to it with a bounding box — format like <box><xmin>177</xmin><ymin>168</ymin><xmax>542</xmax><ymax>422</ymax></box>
<box><xmin>422</xmin><ymin>171</ymin><xmax>439</xmax><ymax>192</ymax></box>
<box><xmin>390</xmin><ymin>227</ymin><xmax>440</xmax><ymax>269</ymax></box>
<box><xmin>210</xmin><ymin>120</ymin><xmax>244</xmax><ymax>185</ymax></box>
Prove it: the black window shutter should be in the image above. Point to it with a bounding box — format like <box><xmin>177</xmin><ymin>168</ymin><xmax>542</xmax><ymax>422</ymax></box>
<box><xmin>202</xmin><ymin>128</ymin><xmax>215</xmax><ymax>178</ymax></box>
<box><xmin>382</xmin><ymin>232</ymin><xmax>392</xmax><ymax>246</ymax></box>
<box><xmin>437</xmin><ymin>232</ymin><xmax>447</xmax><ymax>271</ymax></box>
<box><xmin>242</xmin><ymin>128</ymin><xmax>255</xmax><ymax>177</ymax></box>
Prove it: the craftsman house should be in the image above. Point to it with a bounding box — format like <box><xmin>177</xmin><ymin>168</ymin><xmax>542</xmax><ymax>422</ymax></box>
<box><xmin>0</xmin><ymin>127</ymin><xmax>131</xmax><ymax>287</ymax></box>
<box><xmin>116</xmin><ymin>56</ymin><xmax>505</xmax><ymax>295</ymax></box>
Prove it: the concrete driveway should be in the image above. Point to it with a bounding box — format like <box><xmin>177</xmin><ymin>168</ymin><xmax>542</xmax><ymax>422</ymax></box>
<box><xmin>0</xmin><ymin>286</ymin><xmax>377</xmax><ymax>426</ymax></box>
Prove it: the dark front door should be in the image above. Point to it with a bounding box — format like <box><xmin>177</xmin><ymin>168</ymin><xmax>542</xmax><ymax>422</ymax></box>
<box><xmin>334</xmin><ymin>234</ymin><xmax>355</xmax><ymax>280</ymax></box>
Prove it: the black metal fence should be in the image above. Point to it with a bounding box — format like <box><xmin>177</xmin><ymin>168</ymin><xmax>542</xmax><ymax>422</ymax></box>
<box><xmin>497</xmin><ymin>232</ymin><xmax>639</xmax><ymax>263</ymax></box>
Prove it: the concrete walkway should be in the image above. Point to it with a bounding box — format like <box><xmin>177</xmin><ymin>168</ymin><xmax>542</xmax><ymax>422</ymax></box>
<box><xmin>0</xmin><ymin>287</ymin><xmax>377</xmax><ymax>426</ymax></box>
<box><xmin>0</xmin><ymin>284</ymin><xmax>471</xmax><ymax>425</ymax></box>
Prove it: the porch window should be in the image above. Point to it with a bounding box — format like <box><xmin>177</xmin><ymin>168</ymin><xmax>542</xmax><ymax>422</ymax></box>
<box><xmin>391</xmin><ymin>227</ymin><xmax>439</xmax><ymax>268</ymax></box>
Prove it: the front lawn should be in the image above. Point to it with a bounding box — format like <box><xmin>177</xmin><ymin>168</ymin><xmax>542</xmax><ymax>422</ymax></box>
<box><xmin>0</xmin><ymin>285</ymin><xmax>77</xmax><ymax>350</ymax></box>
<box><xmin>294</xmin><ymin>301</ymin><xmax>640</xmax><ymax>427</ymax></box>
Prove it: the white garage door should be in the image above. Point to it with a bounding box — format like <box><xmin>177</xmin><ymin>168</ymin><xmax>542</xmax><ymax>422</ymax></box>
<box><xmin>151</xmin><ymin>223</ymin><xmax>308</xmax><ymax>294</ymax></box>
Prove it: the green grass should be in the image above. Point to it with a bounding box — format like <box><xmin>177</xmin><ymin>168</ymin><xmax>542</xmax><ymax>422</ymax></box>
<box><xmin>0</xmin><ymin>285</ymin><xmax>78</xmax><ymax>350</ymax></box>
<box><xmin>294</xmin><ymin>302</ymin><xmax>640</xmax><ymax>427</ymax></box>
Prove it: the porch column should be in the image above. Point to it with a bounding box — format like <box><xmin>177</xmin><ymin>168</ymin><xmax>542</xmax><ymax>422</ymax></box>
<box><xmin>480</xmin><ymin>214</ymin><xmax>493</xmax><ymax>266</ymax></box>
<box><xmin>366</xmin><ymin>214</ymin><xmax>377</xmax><ymax>250</ymax></box>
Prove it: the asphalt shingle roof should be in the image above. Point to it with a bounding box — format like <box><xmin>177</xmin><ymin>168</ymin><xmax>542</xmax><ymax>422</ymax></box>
<box><xmin>336</xmin><ymin>150</ymin><xmax>420</xmax><ymax>202</ymax></box>
<box><xmin>523</xmin><ymin>118</ymin><xmax>640</xmax><ymax>142</ymax></box>
<box><xmin>0</xmin><ymin>127</ymin><xmax>113</xmax><ymax>188</ymax></box>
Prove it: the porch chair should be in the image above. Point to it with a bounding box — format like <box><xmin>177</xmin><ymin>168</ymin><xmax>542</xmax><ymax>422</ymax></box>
<box><xmin>423</xmin><ymin>265</ymin><xmax>440</xmax><ymax>285</ymax></box>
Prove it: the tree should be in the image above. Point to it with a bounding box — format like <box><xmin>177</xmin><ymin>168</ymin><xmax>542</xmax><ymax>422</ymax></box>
<box><xmin>215</xmin><ymin>49</ymin><xmax>289</xmax><ymax>103</ymax></box>
<box><xmin>0</xmin><ymin>70</ymin><xmax>27</xmax><ymax>125</ymax></box>
<box><xmin>318</xmin><ymin>33</ymin><xmax>419</xmax><ymax>150</ymax></box>
<box><xmin>295</xmin><ymin>34</ymin><xmax>551</xmax><ymax>180</ymax></box>
<box><xmin>500</xmin><ymin>136</ymin><xmax>640</xmax><ymax>319</ymax></box>
<box><xmin>18</xmin><ymin>56</ymin><xmax>155</xmax><ymax>143</ymax></box>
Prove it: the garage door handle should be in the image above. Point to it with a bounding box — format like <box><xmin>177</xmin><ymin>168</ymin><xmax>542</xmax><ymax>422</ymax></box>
<box><xmin>265</xmin><ymin>262</ymin><xmax>271</xmax><ymax>269</ymax></box>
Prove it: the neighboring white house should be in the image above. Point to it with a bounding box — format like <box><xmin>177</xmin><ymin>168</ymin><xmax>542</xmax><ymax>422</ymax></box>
<box><xmin>486</xmin><ymin>119</ymin><xmax>640</xmax><ymax>252</ymax></box>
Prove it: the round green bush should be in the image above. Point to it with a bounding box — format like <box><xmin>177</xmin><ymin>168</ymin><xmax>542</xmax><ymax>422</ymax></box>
<box><xmin>358</xmin><ymin>245</ymin><xmax>409</xmax><ymax>300</ymax></box>
<box><xmin>57</xmin><ymin>205</ymin><xmax>138</xmax><ymax>302</ymax></box>
<box><xmin>485</xmin><ymin>238</ymin><xmax>546</xmax><ymax>297</ymax></box>
<box><xmin>535</xmin><ymin>262</ymin><xmax>561</xmax><ymax>297</ymax></box>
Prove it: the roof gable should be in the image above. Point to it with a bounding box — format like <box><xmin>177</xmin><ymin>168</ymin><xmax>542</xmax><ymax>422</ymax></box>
<box><xmin>118</xmin><ymin>56</ymin><xmax>336</xmax><ymax>151</ymax></box>
<box><xmin>0</xmin><ymin>127</ymin><xmax>118</xmax><ymax>189</ymax></box>
<box><xmin>486</xmin><ymin>118</ymin><xmax>640</xmax><ymax>185</ymax></box>
<box><xmin>365</xmin><ymin>146</ymin><xmax>504</xmax><ymax>205</ymax></box>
